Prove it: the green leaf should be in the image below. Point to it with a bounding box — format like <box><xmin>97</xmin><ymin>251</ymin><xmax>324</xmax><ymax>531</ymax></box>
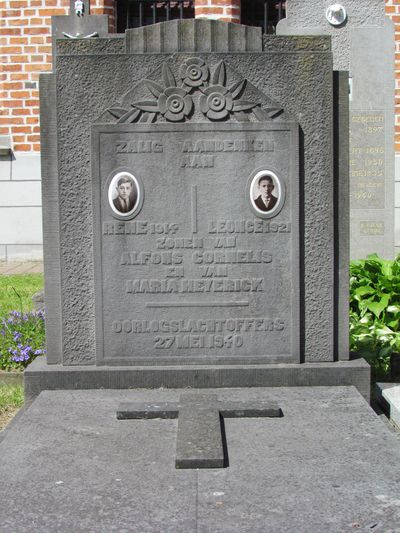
<box><xmin>354</xmin><ymin>285</ymin><xmax>375</xmax><ymax>297</ymax></box>
<box><xmin>366</xmin><ymin>294</ymin><xmax>390</xmax><ymax>318</ymax></box>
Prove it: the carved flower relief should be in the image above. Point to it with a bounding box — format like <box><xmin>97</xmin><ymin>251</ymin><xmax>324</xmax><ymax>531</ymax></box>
<box><xmin>199</xmin><ymin>85</ymin><xmax>233</xmax><ymax>121</ymax></box>
<box><xmin>180</xmin><ymin>58</ymin><xmax>209</xmax><ymax>89</ymax></box>
<box><xmin>158</xmin><ymin>87</ymin><xmax>193</xmax><ymax>122</ymax></box>
<box><xmin>107</xmin><ymin>60</ymin><xmax>267</xmax><ymax>124</ymax></box>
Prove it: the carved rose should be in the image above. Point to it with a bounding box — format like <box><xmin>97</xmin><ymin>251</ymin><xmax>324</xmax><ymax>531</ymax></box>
<box><xmin>110</xmin><ymin>60</ymin><xmax>266</xmax><ymax>124</ymax></box>
<box><xmin>199</xmin><ymin>85</ymin><xmax>233</xmax><ymax>121</ymax></box>
<box><xmin>158</xmin><ymin>87</ymin><xmax>193</xmax><ymax>122</ymax></box>
<box><xmin>180</xmin><ymin>57</ymin><xmax>209</xmax><ymax>89</ymax></box>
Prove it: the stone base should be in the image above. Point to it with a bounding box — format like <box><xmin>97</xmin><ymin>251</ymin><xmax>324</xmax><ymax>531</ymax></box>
<box><xmin>376</xmin><ymin>382</ymin><xmax>400</xmax><ymax>429</ymax></box>
<box><xmin>24</xmin><ymin>356</ymin><xmax>371</xmax><ymax>404</ymax></box>
<box><xmin>1</xmin><ymin>386</ymin><xmax>400</xmax><ymax>531</ymax></box>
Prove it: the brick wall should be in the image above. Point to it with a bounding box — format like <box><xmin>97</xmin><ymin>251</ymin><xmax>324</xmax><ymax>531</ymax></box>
<box><xmin>1</xmin><ymin>1</ymin><xmax>397</xmax><ymax>152</ymax></box>
<box><xmin>385</xmin><ymin>0</ymin><xmax>400</xmax><ymax>152</ymax></box>
<box><xmin>0</xmin><ymin>0</ymin><xmax>115</xmax><ymax>152</ymax></box>
<box><xmin>195</xmin><ymin>0</ymin><xmax>240</xmax><ymax>23</ymax></box>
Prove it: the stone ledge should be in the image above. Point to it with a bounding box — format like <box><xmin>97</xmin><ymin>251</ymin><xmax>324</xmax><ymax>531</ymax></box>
<box><xmin>24</xmin><ymin>357</ymin><xmax>370</xmax><ymax>404</ymax></box>
<box><xmin>376</xmin><ymin>382</ymin><xmax>400</xmax><ymax>429</ymax></box>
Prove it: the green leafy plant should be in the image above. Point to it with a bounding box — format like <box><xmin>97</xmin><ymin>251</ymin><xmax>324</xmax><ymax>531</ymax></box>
<box><xmin>350</xmin><ymin>254</ymin><xmax>400</xmax><ymax>377</ymax></box>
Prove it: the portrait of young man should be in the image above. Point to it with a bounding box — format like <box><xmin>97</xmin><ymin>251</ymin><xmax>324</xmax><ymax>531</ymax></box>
<box><xmin>112</xmin><ymin>174</ymin><xmax>137</xmax><ymax>214</ymax></box>
<box><xmin>253</xmin><ymin>174</ymin><xmax>278</xmax><ymax>212</ymax></box>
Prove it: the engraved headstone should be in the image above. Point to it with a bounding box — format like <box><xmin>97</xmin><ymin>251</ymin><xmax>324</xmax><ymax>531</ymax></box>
<box><xmin>277</xmin><ymin>0</ymin><xmax>395</xmax><ymax>259</ymax></box>
<box><xmin>27</xmin><ymin>19</ymin><xmax>370</xmax><ymax>402</ymax></box>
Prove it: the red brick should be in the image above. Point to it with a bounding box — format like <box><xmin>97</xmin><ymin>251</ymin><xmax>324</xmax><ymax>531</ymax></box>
<box><xmin>11</xmin><ymin>125</ymin><xmax>32</xmax><ymax>133</ymax></box>
<box><xmin>7</xmin><ymin>17</ymin><xmax>30</xmax><ymax>26</ymax></box>
<box><xmin>225</xmin><ymin>8</ymin><xmax>241</xmax><ymax>16</ymax></box>
<box><xmin>195</xmin><ymin>7</ymin><xmax>224</xmax><ymax>15</ymax></box>
<box><xmin>0</xmin><ymin>117</ymin><xmax>23</xmax><ymax>124</ymax></box>
<box><xmin>12</xmin><ymin>108</ymin><xmax>29</xmax><ymax>115</ymax></box>
<box><xmin>1</xmin><ymin>45</ymin><xmax>23</xmax><ymax>53</ymax></box>
<box><xmin>3</xmin><ymin>99</ymin><xmax>23</xmax><ymax>107</ymax></box>
<box><xmin>13</xmin><ymin>143</ymin><xmax>31</xmax><ymax>150</ymax></box>
<box><xmin>2</xmin><ymin>64</ymin><xmax>22</xmax><ymax>71</ymax></box>
<box><xmin>10</xmin><ymin>90</ymin><xmax>30</xmax><ymax>98</ymax></box>
<box><xmin>30</xmin><ymin>36</ymin><xmax>45</xmax><ymax>44</ymax></box>
<box><xmin>3</xmin><ymin>82</ymin><xmax>23</xmax><ymax>89</ymax></box>
<box><xmin>38</xmin><ymin>8</ymin><xmax>66</xmax><ymax>15</ymax></box>
<box><xmin>9</xmin><ymin>1</ymin><xmax>27</xmax><ymax>8</ymax></box>
<box><xmin>10</xmin><ymin>55</ymin><xmax>30</xmax><ymax>62</ymax></box>
<box><xmin>24</xmin><ymin>63</ymin><xmax>51</xmax><ymax>72</ymax></box>
<box><xmin>0</xmin><ymin>28</ymin><xmax>21</xmax><ymax>35</ymax></box>
<box><xmin>24</xmin><ymin>99</ymin><xmax>39</xmax><ymax>106</ymax></box>
<box><xmin>2</xmin><ymin>9</ymin><xmax>21</xmax><ymax>16</ymax></box>
<box><xmin>23</xmin><ymin>27</ymin><xmax>50</xmax><ymax>35</ymax></box>
<box><xmin>9</xmin><ymin>37</ymin><xmax>28</xmax><ymax>44</ymax></box>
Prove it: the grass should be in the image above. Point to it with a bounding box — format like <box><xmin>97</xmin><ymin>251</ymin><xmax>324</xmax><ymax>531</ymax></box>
<box><xmin>0</xmin><ymin>274</ymin><xmax>42</xmax><ymax>427</ymax></box>
<box><xmin>0</xmin><ymin>384</ymin><xmax>24</xmax><ymax>431</ymax></box>
<box><xmin>0</xmin><ymin>274</ymin><xmax>44</xmax><ymax>316</ymax></box>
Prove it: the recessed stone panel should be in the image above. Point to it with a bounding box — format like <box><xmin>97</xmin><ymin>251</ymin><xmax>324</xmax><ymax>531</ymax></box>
<box><xmin>93</xmin><ymin>123</ymin><xmax>299</xmax><ymax>365</ymax></box>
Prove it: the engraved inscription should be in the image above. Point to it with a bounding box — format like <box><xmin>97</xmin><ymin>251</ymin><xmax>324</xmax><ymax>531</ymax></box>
<box><xmin>126</xmin><ymin>278</ymin><xmax>264</xmax><ymax>293</ymax></box>
<box><xmin>94</xmin><ymin>123</ymin><xmax>298</xmax><ymax>363</ymax></box>
<box><xmin>360</xmin><ymin>221</ymin><xmax>385</xmax><ymax>236</ymax></box>
<box><xmin>350</xmin><ymin>112</ymin><xmax>385</xmax><ymax>209</ymax></box>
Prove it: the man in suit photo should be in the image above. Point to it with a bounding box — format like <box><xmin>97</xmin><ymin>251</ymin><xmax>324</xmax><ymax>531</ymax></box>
<box><xmin>253</xmin><ymin>175</ymin><xmax>278</xmax><ymax>212</ymax></box>
<box><xmin>113</xmin><ymin>175</ymin><xmax>137</xmax><ymax>214</ymax></box>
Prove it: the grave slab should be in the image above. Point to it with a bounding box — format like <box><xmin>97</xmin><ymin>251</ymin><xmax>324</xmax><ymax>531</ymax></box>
<box><xmin>1</xmin><ymin>386</ymin><xmax>400</xmax><ymax>532</ymax></box>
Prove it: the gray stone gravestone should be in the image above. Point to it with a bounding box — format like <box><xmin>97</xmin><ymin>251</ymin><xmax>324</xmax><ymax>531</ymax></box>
<box><xmin>277</xmin><ymin>0</ymin><xmax>395</xmax><ymax>259</ymax></box>
<box><xmin>25</xmin><ymin>19</ymin><xmax>370</xmax><ymax>403</ymax></box>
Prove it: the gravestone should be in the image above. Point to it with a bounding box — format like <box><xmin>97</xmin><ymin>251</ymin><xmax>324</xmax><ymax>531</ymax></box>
<box><xmin>277</xmin><ymin>0</ymin><xmax>395</xmax><ymax>259</ymax></box>
<box><xmin>25</xmin><ymin>19</ymin><xmax>370</xmax><ymax>402</ymax></box>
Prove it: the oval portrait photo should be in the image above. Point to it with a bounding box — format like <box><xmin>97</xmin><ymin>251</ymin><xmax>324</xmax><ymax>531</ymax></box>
<box><xmin>108</xmin><ymin>171</ymin><xmax>142</xmax><ymax>219</ymax></box>
<box><xmin>248</xmin><ymin>170</ymin><xmax>285</xmax><ymax>219</ymax></box>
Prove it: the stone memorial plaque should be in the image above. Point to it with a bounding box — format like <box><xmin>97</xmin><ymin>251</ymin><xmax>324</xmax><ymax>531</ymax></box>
<box><xmin>93</xmin><ymin>122</ymin><xmax>299</xmax><ymax>365</ymax></box>
<box><xmin>350</xmin><ymin>111</ymin><xmax>385</xmax><ymax>209</ymax></box>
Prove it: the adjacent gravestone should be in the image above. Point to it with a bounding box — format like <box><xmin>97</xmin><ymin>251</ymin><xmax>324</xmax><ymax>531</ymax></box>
<box><xmin>277</xmin><ymin>0</ymin><xmax>395</xmax><ymax>259</ymax></box>
<box><xmin>25</xmin><ymin>19</ymin><xmax>370</xmax><ymax>403</ymax></box>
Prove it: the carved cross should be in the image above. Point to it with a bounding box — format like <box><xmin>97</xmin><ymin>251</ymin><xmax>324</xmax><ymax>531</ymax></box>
<box><xmin>117</xmin><ymin>392</ymin><xmax>283</xmax><ymax>469</ymax></box>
